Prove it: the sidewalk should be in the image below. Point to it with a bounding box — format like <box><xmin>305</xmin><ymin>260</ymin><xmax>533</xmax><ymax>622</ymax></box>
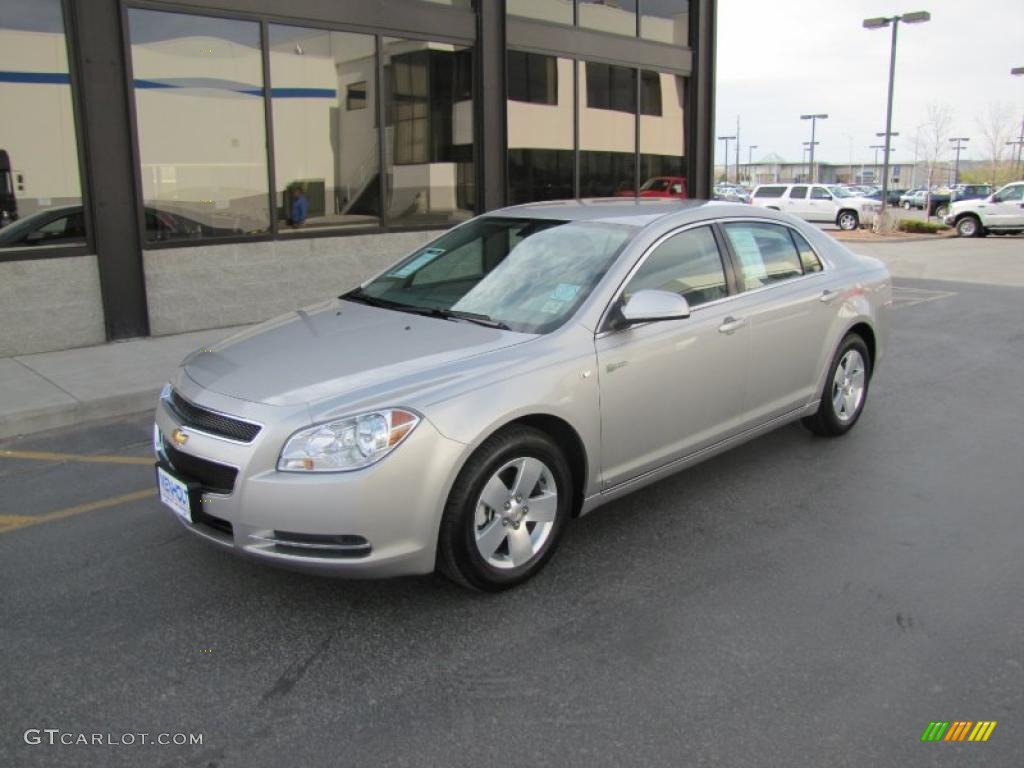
<box><xmin>0</xmin><ymin>325</ymin><xmax>245</xmax><ymax>439</ymax></box>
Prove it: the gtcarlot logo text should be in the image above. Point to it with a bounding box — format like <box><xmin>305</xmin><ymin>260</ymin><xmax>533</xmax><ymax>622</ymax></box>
<box><xmin>24</xmin><ymin>729</ymin><xmax>203</xmax><ymax>747</ymax></box>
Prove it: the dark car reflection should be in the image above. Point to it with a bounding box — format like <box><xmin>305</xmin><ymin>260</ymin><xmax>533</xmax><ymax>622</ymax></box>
<box><xmin>0</xmin><ymin>205</ymin><xmax>243</xmax><ymax>248</ymax></box>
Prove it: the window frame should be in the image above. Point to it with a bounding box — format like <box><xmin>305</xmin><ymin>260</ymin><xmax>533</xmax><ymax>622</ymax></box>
<box><xmin>714</xmin><ymin>218</ymin><xmax>830</xmax><ymax>296</ymax></box>
<box><xmin>598</xmin><ymin>220</ymin><xmax>739</xmax><ymax>334</ymax></box>
<box><xmin>0</xmin><ymin>0</ymin><xmax>93</xmax><ymax>263</ymax></box>
<box><xmin>120</xmin><ymin>1</ymin><xmax>478</xmax><ymax>251</ymax></box>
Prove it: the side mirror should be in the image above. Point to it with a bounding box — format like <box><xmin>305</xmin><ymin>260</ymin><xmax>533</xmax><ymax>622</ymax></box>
<box><xmin>620</xmin><ymin>289</ymin><xmax>691</xmax><ymax>325</ymax></box>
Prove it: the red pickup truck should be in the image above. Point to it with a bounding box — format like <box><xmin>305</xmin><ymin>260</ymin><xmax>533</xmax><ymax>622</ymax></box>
<box><xmin>616</xmin><ymin>176</ymin><xmax>688</xmax><ymax>199</ymax></box>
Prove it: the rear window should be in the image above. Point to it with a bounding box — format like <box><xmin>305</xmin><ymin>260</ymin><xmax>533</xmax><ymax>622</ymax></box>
<box><xmin>754</xmin><ymin>186</ymin><xmax>786</xmax><ymax>199</ymax></box>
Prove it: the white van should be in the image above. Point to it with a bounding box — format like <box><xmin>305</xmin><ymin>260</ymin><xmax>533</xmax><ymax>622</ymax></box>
<box><xmin>750</xmin><ymin>184</ymin><xmax>880</xmax><ymax>230</ymax></box>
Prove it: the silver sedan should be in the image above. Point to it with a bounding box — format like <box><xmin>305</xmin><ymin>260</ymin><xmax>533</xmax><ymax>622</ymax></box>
<box><xmin>154</xmin><ymin>200</ymin><xmax>891</xmax><ymax>590</ymax></box>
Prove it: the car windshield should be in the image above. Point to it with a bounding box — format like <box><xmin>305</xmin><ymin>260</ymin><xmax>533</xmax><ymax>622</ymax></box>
<box><xmin>640</xmin><ymin>178</ymin><xmax>670</xmax><ymax>191</ymax></box>
<box><xmin>351</xmin><ymin>217</ymin><xmax>635</xmax><ymax>334</ymax></box>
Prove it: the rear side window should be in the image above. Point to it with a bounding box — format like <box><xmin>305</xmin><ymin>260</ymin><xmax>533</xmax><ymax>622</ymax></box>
<box><xmin>722</xmin><ymin>222</ymin><xmax>803</xmax><ymax>290</ymax></box>
<box><xmin>624</xmin><ymin>226</ymin><xmax>728</xmax><ymax>308</ymax></box>
<box><xmin>789</xmin><ymin>186</ymin><xmax>808</xmax><ymax>199</ymax></box>
<box><xmin>754</xmin><ymin>186</ymin><xmax>785</xmax><ymax>199</ymax></box>
<box><xmin>789</xmin><ymin>229</ymin><xmax>822</xmax><ymax>273</ymax></box>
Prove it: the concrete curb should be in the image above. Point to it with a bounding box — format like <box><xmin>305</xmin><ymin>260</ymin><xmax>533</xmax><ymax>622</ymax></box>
<box><xmin>0</xmin><ymin>388</ymin><xmax>158</xmax><ymax>440</ymax></box>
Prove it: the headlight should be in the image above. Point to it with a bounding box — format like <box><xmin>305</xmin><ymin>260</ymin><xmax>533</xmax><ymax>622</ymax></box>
<box><xmin>278</xmin><ymin>409</ymin><xmax>420</xmax><ymax>472</ymax></box>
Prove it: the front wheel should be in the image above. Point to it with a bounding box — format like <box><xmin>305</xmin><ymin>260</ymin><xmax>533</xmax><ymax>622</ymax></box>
<box><xmin>902</xmin><ymin>201</ymin><xmax>911</xmax><ymax>209</ymax></box>
<box><xmin>436</xmin><ymin>426</ymin><xmax>572</xmax><ymax>591</ymax></box>
<box><xmin>802</xmin><ymin>333</ymin><xmax>872</xmax><ymax>437</ymax></box>
<box><xmin>955</xmin><ymin>215</ymin><xmax>983</xmax><ymax>238</ymax></box>
<box><xmin>837</xmin><ymin>210</ymin><xmax>859</xmax><ymax>231</ymax></box>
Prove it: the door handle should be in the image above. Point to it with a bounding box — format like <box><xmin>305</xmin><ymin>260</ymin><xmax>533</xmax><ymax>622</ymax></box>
<box><xmin>819</xmin><ymin>289</ymin><xmax>840</xmax><ymax>303</ymax></box>
<box><xmin>718</xmin><ymin>316</ymin><xmax>745</xmax><ymax>335</ymax></box>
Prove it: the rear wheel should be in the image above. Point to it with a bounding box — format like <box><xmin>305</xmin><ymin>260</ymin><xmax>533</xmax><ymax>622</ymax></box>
<box><xmin>934</xmin><ymin>204</ymin><xmax>949</xmax><ymax>219</ymax></box>
<box><xmin>837</xmin><ymin>210</ymin><xmax>859</xmax><ymax>231</ymax></box>
<box><xmin>802</xmin><ymin>333</ymin><xmax>872</xmax><ymax>437</ymax></box>
<box><xmin>437</xmin><ymin>426</ymin><xmax>572</xmax><ymax>591</ymax></box>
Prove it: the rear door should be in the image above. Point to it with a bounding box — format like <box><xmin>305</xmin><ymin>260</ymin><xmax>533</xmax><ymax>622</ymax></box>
<box><xmin>717</xmin><ymin>220</ymin><xmax>837</xmax><ymax>424</ymax></box>
<box><xmin>784</xmin><ymin>185</ymin><xmax>810</xmax><ymax>218</ymax></box>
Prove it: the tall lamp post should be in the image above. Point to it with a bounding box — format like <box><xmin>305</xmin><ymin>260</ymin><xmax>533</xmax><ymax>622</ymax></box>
<box><xmin>876</xmin><ymin>131</ymin><xmax>899</xmax><ymax>186</ymax></box>
<box><xmin>863</xmin><ymin>11</ymin><xmax>931</xmax><ymax>230</ymax></box>
<box><xmin>747</xmin><ymin>145</ymin><xmax>758</xmax><ymax>185</ymax></box>
<box><xmin>800</xmin><ymin>113</ymin><xmax>828</xmax><ymax>182</ymax></box>
<box><xmin>870</xmin><ymin>144</ymin><xmax>887</xmax><ymax>180</ymax></box>
<box><xmin>949</xmin><ymin>137</ymin><xmax>969</xmax><ymax>185</ymax></box>
<box><xmin>1011</xmin><ymin>67</ymin><xmax>1024</xmax><ymax>176</ymax></box>
<box><xmin>803</xmin><ymin>141</ymin><xmax>819</xmax><ymax>182</ymax></box>
<box><xmin>718</xmin><ymin>135</ymin><xmax>736</xmax><ymax>185</ymax></box>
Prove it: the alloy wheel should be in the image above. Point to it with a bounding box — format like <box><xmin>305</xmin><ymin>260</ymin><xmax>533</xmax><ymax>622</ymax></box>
<box><xmin>473</xmin><ymin>457</ymin><xmax>558</xmax><ymax>569</ymax></box>
<box><xmin>831</xmin><ymin>349</ymin><xmax>866</xmax><ymax>423</ymax></box>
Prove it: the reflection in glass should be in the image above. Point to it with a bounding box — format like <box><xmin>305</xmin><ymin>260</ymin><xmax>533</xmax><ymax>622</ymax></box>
<box><xmin>381</xmin><ymin>38</ymin><xmax>474</xmax><ymax>226</ymax></box>
<box><xmin>507</xmin><ymin>0</ymin><xmax>574</xmax><ymax>25</ymax></box>
<box><xmin>578</xmin><ymin>0</ymin><xmax>638</xmax><ymax>36</ymax></box>
<box><xmin>640</xmin><ymin>0</ymin><xmax>690</xmax><ymax>45</ymax></box>
<box><xmin>578</xmin><ymin>61</ymin><xmax>636</xmax><ymax>198</ymax></box>
<box><xmin>269</xmin><ymin>26</ymin><xmax>379</xmax><ymax>233</ymax></box>
<box><xmin>0</xmin><ymin>0</ymin><xmax>84</xmax><ymax>248</ymax></box>
<box><xmin>639</xmin><ymin>71</ymin><xmax>686</xmax><ymax>197</ymax></box>
<box><xmin>507</xmin><ymin>53</ymin><xmax>574</xmax><ymax>204</ymax></box>
<box><xmin>128</xmin><ymin>9</ymin><xmax>270</xmax><ymax>241</ymax></box>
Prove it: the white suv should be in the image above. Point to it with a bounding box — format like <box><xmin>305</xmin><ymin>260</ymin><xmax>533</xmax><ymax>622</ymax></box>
<box><xmin>750</xmin><ymin>184</ymin><xmax>881</xmax><ymax>230</ymax></box>
<box><xmin>944</xmin><ymin>181</ymin><xmax>1024</xmax><ymax>237</ymax></box>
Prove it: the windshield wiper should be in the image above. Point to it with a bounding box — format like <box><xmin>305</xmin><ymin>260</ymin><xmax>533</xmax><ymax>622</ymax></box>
<box><xmin>439</xmin><ymin>309</ymin><xmax>510</xmax><ymax>330</ymax></box>
<box><xmin>342</xmin><ymin>290</ymin><xmax>509</xmax><ymax>329</ymax></box>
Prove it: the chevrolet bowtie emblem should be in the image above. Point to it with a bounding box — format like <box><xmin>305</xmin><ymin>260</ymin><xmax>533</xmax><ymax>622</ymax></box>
<box><xmin>172</xmin><ymin>428</ymin><xmax>189</xmax><ymax>447</ymax></box>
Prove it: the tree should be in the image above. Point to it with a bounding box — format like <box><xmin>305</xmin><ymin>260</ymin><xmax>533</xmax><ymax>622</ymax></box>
<box><xmin>975</xmin><ymin>101</ymin><xmax>1016</xmax><ymax>186</ymax></box>
<box><xmin>921</xmin><ymin>102</ymin><xmax>953</xmax><ymax>192</ymax></box>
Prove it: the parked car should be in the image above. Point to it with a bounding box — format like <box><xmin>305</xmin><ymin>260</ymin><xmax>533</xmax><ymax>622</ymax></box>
<box><xmin>749</xmin><ymin>183</ymin><xmax>882</xmax><ymax>230</ymax></box>
<box><xmin>154</xmin><ymin>199</ymin><xmax>890</xmax><ymax>590</ymax></box>
<box><xmin>714</xmin><ymin>185</ymin><xmax>751</xmax><ymax>203</ymax></box>
<box><xmin>899</xmin><ymin>187</ymin><xmax>926</xmax><ymax>208</ymax></box>
<box><xmin>0</xmin><ymin>204</ymin><xmax>242</xmax><ymax>248</ymax></box>
<box><xmin>864</xmin><ymin>188</ymin><xmax>905</xmax><ymax>206</ymax></box>
<box><xmin>944</xmin><ymin>181</ymin><xmax>1024</xmax><ymax>237</ymax></box>
<box><xmin>616</xmin><ymin>176</ymin><xmax>688</xmax><ymax>199</ymax></box>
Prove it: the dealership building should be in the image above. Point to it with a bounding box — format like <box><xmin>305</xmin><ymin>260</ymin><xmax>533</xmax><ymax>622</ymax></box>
<box><xmin>0</xmin><ymin>0</ymin><xmax>715</xmax><ymax>357</ymax></box>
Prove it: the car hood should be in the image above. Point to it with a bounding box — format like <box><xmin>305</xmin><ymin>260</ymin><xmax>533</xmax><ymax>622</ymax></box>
<box><xmin>182</xmin><ymin>299</ymin><xmax>535</xmax><ymax>407</ymax></box>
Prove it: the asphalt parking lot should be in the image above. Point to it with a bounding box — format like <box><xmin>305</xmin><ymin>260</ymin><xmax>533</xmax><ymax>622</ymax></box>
<box><xmin>2</xmin><ymin>260</ymin><xmax>1022</xmax><ymax>765</ymax></box>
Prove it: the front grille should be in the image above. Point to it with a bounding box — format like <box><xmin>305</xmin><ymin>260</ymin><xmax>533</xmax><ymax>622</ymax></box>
<box><xmin>163</xmin><ymin>440</ymin><xmax>238</xmax><ymax>494</ymax></box>
<box><xmin>169</xmin><ymin>390</ymin><xmax>261</xmax><ymax>443</ymax></box>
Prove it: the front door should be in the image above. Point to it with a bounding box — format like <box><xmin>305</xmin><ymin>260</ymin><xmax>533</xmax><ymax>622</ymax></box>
<box><xmin>596</xmin><ymin>225</ymin><xmax>748</xmax><ymax>488</ymax></box>
<box><xmin>807</xmin><ymin>185</ymin><xmax>837</xmax><ymax>223</ymax></box>
<box><xmin>986</xmin><ymin>184</ymin><xmax>1024</xmax><ymax>228</ymax></box>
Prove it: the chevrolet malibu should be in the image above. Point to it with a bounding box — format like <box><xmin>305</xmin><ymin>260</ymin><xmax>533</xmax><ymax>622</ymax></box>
<box><xmin>155</xmin><ymin>200</ymin><xmax>890</xmax><ymax>591</ymax></box>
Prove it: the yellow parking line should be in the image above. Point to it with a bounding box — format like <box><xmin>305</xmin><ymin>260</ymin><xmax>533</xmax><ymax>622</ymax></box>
<box><xmin>0</xmin><ymin>449</ymin><xmax>152</xmax><ymax>466</ymax></box>
<box><xmin>0</xmin><ymin>489</ymin><xmax>156</xmax><ymax>535</ymax></box>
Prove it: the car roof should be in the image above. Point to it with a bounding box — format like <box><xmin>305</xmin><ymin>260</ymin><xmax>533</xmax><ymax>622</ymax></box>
<box><xmin>486</xmin><ymin>198</ymin><xmax>743</xmax><ymax>227</ymax></box>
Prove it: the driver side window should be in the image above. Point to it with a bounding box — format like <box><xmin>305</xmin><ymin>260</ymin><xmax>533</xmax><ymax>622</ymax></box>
<box><xmin>994</xmin><ymin>185</ymin><xmax>1024</xmax><ymax>203</ymax></box>
<box><xmin>623</xmin><ymin>226</ymin><xmax>728</xmax><ymax>308</ymax></box>
<box><xmin>810</xmin><ymin>186</ymin><xmax>832</xmax><ymax>200</ymax></box>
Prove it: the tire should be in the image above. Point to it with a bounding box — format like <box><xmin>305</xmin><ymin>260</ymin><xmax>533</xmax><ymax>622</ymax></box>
<box><xmin>837</xmin><ymin>210</ymin><xmax>859</xmax><ymax>231</ymax></box>
<box><xmin>436</xmin><ymin>425</ymin><xmax>572</xmax><ymax>591</ymax></box>
<box><xmin>802</xmin><ymin>333</ymin><xmax>872</xmax><ymax>437</ymax></box>
<box><xmin>902</xmin><ymin>201</ymin><xmax>911</xmax><ymax>210</ymax></box>
<box><xmin>955</xmin><ymin>215</ymin><xmax>982</xmax><ymax>238</ymax></box>
<box><xmin>934</xmin><ymin>204</ymin><xmax>949</xmax><ymax>219</ymax></box>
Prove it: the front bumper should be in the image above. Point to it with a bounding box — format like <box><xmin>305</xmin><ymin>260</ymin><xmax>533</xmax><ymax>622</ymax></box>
<box><xmin>153</xmin><ymin>382</ymin><xmax>467</xmax><ymax>578</ymax></box>
<box><xmin>943</xmin><ymin>213</ymin><xmax>957</xmax><ymax>226</ymax></box>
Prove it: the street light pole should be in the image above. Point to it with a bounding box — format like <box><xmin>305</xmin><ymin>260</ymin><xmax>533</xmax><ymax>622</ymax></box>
<box><xmin>870</xmin><ymin>144</ymin><xmax>887</xmax><ymax>175</ymax></box>
<box><xmin>718</xmin><ymin>135</ymin><xmax>736</xmax><ymax>185</ymax></box>
<box><xmin>800</xmin><ymin>113</ymin><xmax>828</xmax><ymax>182</ymax></box>
<box><xmin>747</xmin><ymin>145</ymin><xmax>758</xmax><ymax>185</ymax></box>
<box><xmin>949</xmin><ymin>137</ymin><xmax>969</xmax><ymax>185</ymax></box>
<box><xmin>876</xmin><ymin>131</ymin><xmax>899</xmax><ymax>187</ymax></box>
<box><xmin>803</xmin><ymin>141</ymin><xmax>819</xmax><ymax>182</ymax></box>
<box><xmin>1012</xmin><ymin>68</ymin><xmax>1024</xmax><ymax>175</ymax></box>
<box><xmin>864</xmin><ymin>11</ymin><xmax>931</xmax><ymax>230</ymax></box>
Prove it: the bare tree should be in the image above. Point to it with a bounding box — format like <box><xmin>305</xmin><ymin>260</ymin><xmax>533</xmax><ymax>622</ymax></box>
<box><xmin>975</xmin><ymin>101</ymin><xmax>1016</xmax><ymax>186</ymax></box>
<box><xmin>916</xmin><ymin>102</ymin><xmax>954</xmax><ymax>218</ymax></box>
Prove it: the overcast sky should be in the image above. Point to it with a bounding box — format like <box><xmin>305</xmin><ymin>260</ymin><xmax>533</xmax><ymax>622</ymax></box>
<box><xmin>714</xmin><ymin>0</ymin><xmax>1024</xmax><ymax>167</ymax></box>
